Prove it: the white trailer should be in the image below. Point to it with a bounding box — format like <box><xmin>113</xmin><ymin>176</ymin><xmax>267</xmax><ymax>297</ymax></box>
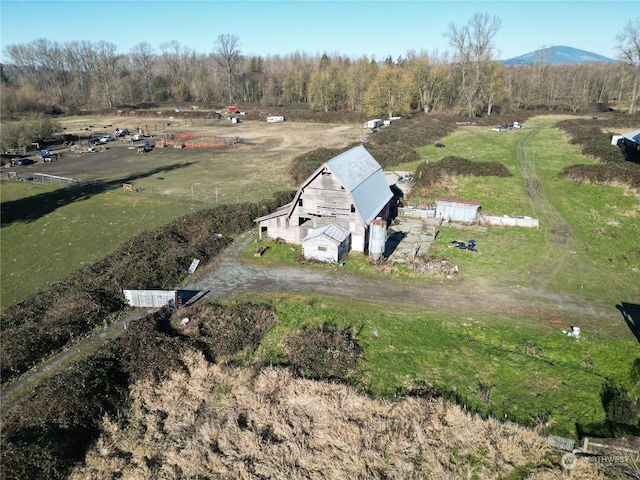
<box><xmin>266</xmin><ymin>116</ymin><xmax>285</xmax><ymax>123</ymax></box>
<box><xmin>364</xmin><ymin>119</ymin><xmax>382</xmax><ymax>129</ymax></box>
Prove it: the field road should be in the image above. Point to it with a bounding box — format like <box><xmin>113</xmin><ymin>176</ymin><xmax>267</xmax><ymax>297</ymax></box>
<box><xmin>515</xmin><ymin>124</ymin><xmax>575</xmax><ymax>281</ymax></box>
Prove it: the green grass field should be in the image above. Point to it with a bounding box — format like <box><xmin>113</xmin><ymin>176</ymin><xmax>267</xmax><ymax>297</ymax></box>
<box><xmin>235</xmin><ymin>292</ymin><xmax>636</xmax><ymax>438</ymax></box>
<box><xmin>237</xmin><ymin>114</ymin><xmax>640</xmax><ymax>438</ymax></box>
<box><xmin>409</xmin><ymin>116</ymin><xmax>640</xmax><ymax>306</ymax></box>
<box><xmin>2</xmin><ymin>114</ymin><xmax>639</xmax><ymax>439</ymax></box>
<box><xmin>1</xmin><ymin>119</ymin><xmax>361</xmax><ymax>305</ymax></box>
<box><xmin>1</xmin><ymin>183</ymin><xmax>202</xmax><ymax>305</ymax></box>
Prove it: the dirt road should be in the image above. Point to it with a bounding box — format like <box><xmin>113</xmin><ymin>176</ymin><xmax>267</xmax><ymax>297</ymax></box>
<box><xmin>0</xmin><ymin>226</ymin><xmax>613</xmax><ymax>409</ymax></box>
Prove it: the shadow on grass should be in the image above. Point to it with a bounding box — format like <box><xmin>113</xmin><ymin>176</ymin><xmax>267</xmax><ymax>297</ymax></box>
<box><xmin>617</xmin><ymin>302</ymin><xmax>640</xmax><ymax>343</ymax></box>
<box><xmin>1</xmin><ymin>162</ymin><xmax>195</xmax><ymax>226</ymax></box>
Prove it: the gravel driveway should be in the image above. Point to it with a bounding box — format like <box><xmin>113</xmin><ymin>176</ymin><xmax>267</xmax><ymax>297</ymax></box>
<box><xmin>0</xmin><ymin>227</ymin><xmax>613</xmax><ymax>409</ymax></box>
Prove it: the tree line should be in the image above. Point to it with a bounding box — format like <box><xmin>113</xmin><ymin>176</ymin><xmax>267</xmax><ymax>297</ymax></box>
<box><xmin>1</xmin><ymin>14</ymin><xmax>639</xmax><ymax>119</ymax></box>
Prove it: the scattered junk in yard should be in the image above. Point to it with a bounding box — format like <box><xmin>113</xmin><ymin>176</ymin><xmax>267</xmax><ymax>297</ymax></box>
<box><xmin>563</xmin><ymin>326</ymin><xmax>581</xmax><ymax>338</ymax></box>
<box><xmin>434</xmin><ymin>142</ymin><xmax>445</xmax><ymax>148</ymax></box>
<box><xmin>187</xmin><ymin>259</ymin><xmax>200</xmax><ymax>274</ymax></box>
<box><xmin>266</xmin><ymin>115</ymin><xmax>285</xmax><ymax>123</ymax></box>
<box><xmin>492</xmin><ymin>122</ymin><xmax>522</xmax><ymax>132</ymax></box>
<box><xmin>38</xmin><ymin>150</ymin><xmax>58</xmax><ymax>162</ymax></box>
<box><xmin>136</xmin><ymin>141</ymin><xmax>153</xmax><ymax>153</ymax></box>
<box><xmin>413</xmin><ymin>256</ymin><xmax>459</xmax><ymax>278</ymax></box>
<box><xmin>450</xmin><ymin>239</ymin><xmax>477</xmax><ymax>251</ymax></box>
<box><xmin>160</xmin><ymin>133</ymin><xmax>243</xmax><ymax>149</ymax></box>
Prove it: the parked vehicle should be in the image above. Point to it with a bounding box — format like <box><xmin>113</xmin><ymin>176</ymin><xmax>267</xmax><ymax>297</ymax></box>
<box><xmin>100</xmin><ymin>135</ymin><xmax>116</xmax><ymax>143</ymax></box>
<box><xmin>14</xmin><ymin>158</ymin><xmax>35</xmax><ymax>165</ymax></box>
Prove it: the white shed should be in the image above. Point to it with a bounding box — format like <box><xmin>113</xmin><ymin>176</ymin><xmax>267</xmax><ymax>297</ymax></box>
<box><xmin>302</xmin><ymin>224</ymin><xmax>351</xmax><ymax>263</ymax></box>
<box><xmin>436</xmin><ymin>197</ymin><xmax>481</xmax><ymax>223</ymax></box>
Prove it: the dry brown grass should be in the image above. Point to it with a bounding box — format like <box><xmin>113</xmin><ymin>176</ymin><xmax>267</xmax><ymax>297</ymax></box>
<box><xmin>68</xmin><ymin>350</ymin><xmax>618</xmax><ymax>480</ymax></box>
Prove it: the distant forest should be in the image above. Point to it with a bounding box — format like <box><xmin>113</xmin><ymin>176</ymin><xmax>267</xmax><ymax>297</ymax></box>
<box><xmin>2</xmin><ymin>15</ymin><xmax>639</xmax><ymax>118</ymax></box>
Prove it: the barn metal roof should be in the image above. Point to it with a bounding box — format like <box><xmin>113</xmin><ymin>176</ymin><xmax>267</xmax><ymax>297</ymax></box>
<box><xmin>623</xmin><ymin>129</ymin><xmax>640</xmax><ymax>144</ymax></box>
<box><xmin>303</xmin><ymin>224</ymin><xmax>350</xmax><ymax>245</ymax></box>
<box><xmin>255</xmin><ymin>145</ymin><xmax>393</xmax><ymax>226</ymax></box>
<box><xmin>324</xmin><ymin>145</ymin><xmax>393</xmax><ymax>224</ymax></box>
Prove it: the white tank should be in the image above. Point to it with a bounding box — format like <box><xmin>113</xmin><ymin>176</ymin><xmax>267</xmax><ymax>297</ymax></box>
<box><xmin>369</xmin><ymin>218</ymin><xmax>387</xmax><ymax>261</ymax></box>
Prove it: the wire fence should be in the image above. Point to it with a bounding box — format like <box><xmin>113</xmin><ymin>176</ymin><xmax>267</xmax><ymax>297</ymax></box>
<box><xmin>120</xmin><ymin>183</ymin><xmax>245</xmax><ymax>205</ymax></box>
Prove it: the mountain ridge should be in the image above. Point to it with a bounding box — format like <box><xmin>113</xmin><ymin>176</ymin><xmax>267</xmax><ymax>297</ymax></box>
<box><xmin>502</xmin><ymin>45</ymin><xmax>616</xmax><ymax>65</ymax></box>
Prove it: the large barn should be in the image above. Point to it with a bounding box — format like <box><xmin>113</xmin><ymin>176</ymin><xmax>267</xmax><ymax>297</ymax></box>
<box><xmin>255</xmin><ymin>145</ymin><xmax>395</xmax><ymax>255</ymax></box>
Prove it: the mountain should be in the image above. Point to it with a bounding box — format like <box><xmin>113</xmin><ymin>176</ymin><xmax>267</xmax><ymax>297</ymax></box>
<box><xmin>502</xmin><ymin>46</ymin><xmax>616</xmax><ymax>66</ymax></box>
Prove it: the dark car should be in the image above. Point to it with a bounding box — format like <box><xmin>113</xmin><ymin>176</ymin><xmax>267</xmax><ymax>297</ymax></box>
<box><xmin>14</xmin><ymin>158</ymin><xmax>35</xmax><ymax>166</ymax></box>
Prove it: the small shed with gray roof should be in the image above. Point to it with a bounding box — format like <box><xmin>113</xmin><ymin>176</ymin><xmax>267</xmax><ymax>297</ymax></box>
<box><xmin>302</xmin><ymin>224</ymin><xmax>351</xmax><ymax>262</ymax></box>
<box><xmin>255</xmin><ymin>145</ymin><xmax>395</xmax><ymax>254</ymax></box>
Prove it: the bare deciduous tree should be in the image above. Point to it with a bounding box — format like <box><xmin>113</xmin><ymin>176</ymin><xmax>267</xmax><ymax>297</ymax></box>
<box><xmin>445</xmin><ymin>12</ymin><xmax>502</xmax><ymax>117</ymax></box>
<box><xmin>213</xmin><ymin>34</ymin><xmax>242</xmax><ymax>103</ymax></box>
<box><xmin>129</xmin><ymin>42</ymin><xmax>156</xmax><ymax>102</ymax></box>
<box><xmin>616</xmin><ymin>17</ymin><xmax>640</xmax><ymax>113</ymax></box>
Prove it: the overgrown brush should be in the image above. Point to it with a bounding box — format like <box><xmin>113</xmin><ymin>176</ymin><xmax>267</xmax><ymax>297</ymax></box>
<box><xmin>411</xmin><ymin>156</ymin><xmax>513</xmax><ymax>197</ymax></box>
<box><xmin>283</xmin><ymin>322</ymin><xmax>362</xmax><ymax>380</ymax></box>
<box><xmin>1</xmin><ymin>301</ymin><xmax>279</xmax><ymax>479</ymax></box>
<box><xmin>557</xmin><ymin>117</ymin><xmax>640</xmax><ymax>192</ymax></box>
<box><xmin>561</xmin><ymin>163</ymin><xmax>640</xmax><ymax>192</ymax></box>
<box><xmin>169</xmin><ymin>303</ymin><xmax>278</xmax><ymax>362</ymax></box>
<box><xmin>288</xmin><ymin>115</ymin><xmax>460</xmax><ymax>183</ymax></box>
<box><xmin>288</xmin><ymin>146</ymin><xmax>355</xmax><ymax>185</ymax></box>
<box><xmin>0</xmin><ymin>192</ymin><xmax>294</xmax><ymax>384</ymax></box>
<box><xmin>0</xmin><ymin>307</ymin><xmax>180</xmax><ymax>479</ymax></box>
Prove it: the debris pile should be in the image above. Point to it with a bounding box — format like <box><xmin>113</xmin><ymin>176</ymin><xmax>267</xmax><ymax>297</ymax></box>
<box><xmin>450</xmin><ymin>239</ymin><xmax>477</xmax><ymax>251</ymax></box>
<box><xmin>413</xmin><ymin>256</ymin><xmax>459</xmax><ymax>277</ymax></box>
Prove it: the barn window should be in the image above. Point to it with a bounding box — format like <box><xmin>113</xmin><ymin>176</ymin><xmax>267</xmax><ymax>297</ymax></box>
<box><xmin>317</xmin><ymin>245</ymin><xmax>327</xmax><ymax>251</ymax></box>
<box><xmin>298</xmin><ymin>198</ymin><xmax>303</xmax><ymax>207</ymax></box>
<box><xmin>350</xmin><ymin>204</ymin><xmax>355</xmax><ymax>212</ymax></box>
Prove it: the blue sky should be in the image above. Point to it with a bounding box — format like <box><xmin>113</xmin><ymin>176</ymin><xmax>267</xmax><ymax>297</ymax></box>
<box><xmin>1</xmin><ymin>1</ymin><xmax>637</xmax><ymax>63</ymax></box>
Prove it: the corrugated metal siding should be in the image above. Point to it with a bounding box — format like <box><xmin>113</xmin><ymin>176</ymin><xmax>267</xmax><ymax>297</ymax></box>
<box><xmin>436</xmin><ymin>199</ymin><xmax>480</xmax><ymax>222</ymax></box>
<box><xmin>123</xmin><ymin>289</ymin><xmax>177</xmax><ymax>308</ymax></box>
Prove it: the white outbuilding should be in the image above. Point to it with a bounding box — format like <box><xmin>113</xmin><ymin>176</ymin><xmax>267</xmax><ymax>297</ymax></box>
<box><xmin>302</xmin><ymin>224</ymin><xmax>351</xmax><ymax>263</ymax></box>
